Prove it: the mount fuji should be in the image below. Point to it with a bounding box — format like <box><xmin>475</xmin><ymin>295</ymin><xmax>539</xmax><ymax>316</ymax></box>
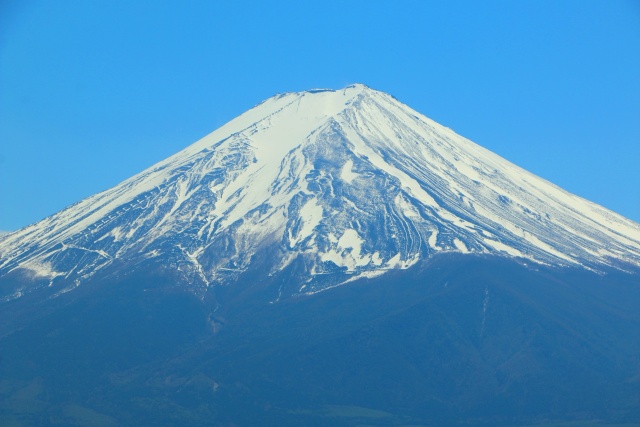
<box><xmin>1</xmin><ymin>84</ymin><xmax>639</xmax><ymax>302</ymax></box>
<box><xmin>1</xmin><ymin>85</ymin><xmax>639</xmax><ymax>427</ymax></box>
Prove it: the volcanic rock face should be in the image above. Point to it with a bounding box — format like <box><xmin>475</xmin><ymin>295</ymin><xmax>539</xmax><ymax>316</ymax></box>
<box><xmin>1</xmin><ymin>84</ymin><xmax>639</xmax><ymax>301</ymax></box>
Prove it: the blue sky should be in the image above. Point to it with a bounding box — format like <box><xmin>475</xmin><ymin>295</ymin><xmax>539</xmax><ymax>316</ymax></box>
<box><xmin>1</xmin><ymin>0</ymin><xmax>639</xmax><ymax>231</ymax></box>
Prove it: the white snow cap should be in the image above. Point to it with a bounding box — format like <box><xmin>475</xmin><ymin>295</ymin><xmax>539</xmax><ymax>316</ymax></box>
<box><xmin>1</xmin><ymin>84</ymin><xmax>639</xmax><ymax>299</ymax></box>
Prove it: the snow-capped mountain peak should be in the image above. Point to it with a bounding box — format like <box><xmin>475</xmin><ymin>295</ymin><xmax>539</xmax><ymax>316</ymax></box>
<box><xmin>1</xmin><ymin>84</ymin><xmax>639</xmax><ymax>300</ymax></box>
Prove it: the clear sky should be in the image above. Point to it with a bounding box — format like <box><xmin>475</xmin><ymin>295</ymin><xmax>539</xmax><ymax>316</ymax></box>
<box><xmin>1</xmin><ymin>0</ymin><xmax>639</xmax><ymax>231</ymax></box>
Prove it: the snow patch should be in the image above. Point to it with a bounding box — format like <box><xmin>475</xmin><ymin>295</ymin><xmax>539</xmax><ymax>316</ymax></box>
<box><xmin>428</xmin><ymin>228</ymin><xmax>441</xmax><ymax>250</ymax></box>
<box><xmin>296</xmin><ymin>198</ymin><xmax>323</xmax><ymax>244</ymax></box>
<box><xmin>21</xmin><ymin>260</ymin><xmax>63</xmax><ymax>280</ymax></box>
<box><xmin>483</xmin><ymin>239</ymin><xmax>525</xmax><ymax>258</ymax></box>
<box><xmin>340</xmin><ymin>159</ymin><xmax>358</xmax><ymax>184</ymax></box>
<box><xmin>321</xmin><ymin>229</ymin><xmax>371</xmax><ymax>271</ymax></box>
<box><xmin>453</xmin><ymin>238</ymin><xmax>469</xmax><ymax>253</ymax></box>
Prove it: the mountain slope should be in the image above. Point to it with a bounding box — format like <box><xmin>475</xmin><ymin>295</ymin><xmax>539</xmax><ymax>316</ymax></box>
<box><xmin>1</xmin><ymin>84</ymin><xmax>639</xmax><ymax>302</ymax></box>
<box><xmin>1</xmin><ymin>85</ymin><xmax>640</xmax><ymax>427</ymax></box>
<box><xmin>1</xmin><ymin>255</ymin><xmax>639</xmax><ymax>426</ymax></box>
